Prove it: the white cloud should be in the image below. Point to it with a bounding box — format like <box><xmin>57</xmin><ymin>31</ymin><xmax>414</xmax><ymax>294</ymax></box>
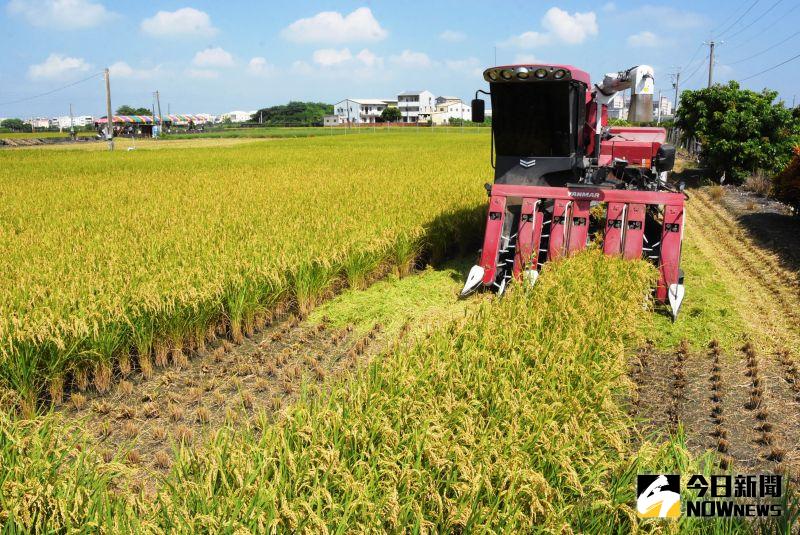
<box><xmin>312</xmin><ymin>48</ymin><xmax>353</xmax><ymax>66</ymax></box>
<box><xmin>356</xmin><ymin>49</ymin><xmax>382</xmax><ymax>68</ymax></box>
<box><xmin>630</xmin><ymin>6</ymin><xmax>705</xmax><ymax>29</ymax></box>
<box><xmin>389</xmin><ymin>50</ymin><xmax>433</xmax><ymax>69</ymax></box>
<box><xmin>627</xmin><ymin>31</ymin><xmax>660</xmax><ymax>47</ymax></box>
<box><xmin>7</xmin><ymin>0</ymin><xmax>115</xmax><ymax>29</ymax></box>
<box><xmin>28</xmin><ymin>53</ymin><xmax>90</xmax><ymax>80</ymax></box>
<box><xmin>514</xmin><ymin>54</ymin><xmax>539</xmax><ymax>64</ymax></box>
<box><xmin>281</xmin><ymin>7</ymin><xmax>387</xmax><ymax>43</ymax></box>
<box><xmin>439</xmin><ymin>30</ymin><xmax>466</xmax><ymax>43</ymax></box>
<box><xmin>185</xmin><ymin>68</ymin><xmax>219</xmax><ymax>79</ymax></box>
<box><xmin>108</xmin><ymin>61</ymin><xmax>160</xmax><ymax>79</ymax></box>
<box><xmin>503</xmin><ymin>31</ymin><xmax>550</xmax><ymax>48</ymax></box>
<box><xmin>602</xmin><ymin>2</ymin><xmax>617</xmax><ymax>12</ymax></box>
<box><xmin>502</xmin><ymin>7</ymin><xmax>598</xmax><ymax>48</ymax></box>
<box><xmin>141</xmin><ymin>7</ymin><xmax>217</xmax><ymax>37</ymax></box>
<box><xmin>290</xmin><ymin>60</ymin><xmax>314</xmax><ymax>75</ymax></box>
<box><xmin>247</xmin><ymin>57</ymin><xmax>273</xmax><ymax>76</ymax></box>
<box><xmin>193</xmin><ymin>47</ymin><xmax>234</xmax><ymax>68</ymax></box>
<box><xmin>444</xmin><ymin>57</ymin><xmax>482</xmax><ymax>77</ymax></box>
<box><xmin>543</xmin><ymin>7</ymin><xmax>598</xmax><ymax>45</ymax></box>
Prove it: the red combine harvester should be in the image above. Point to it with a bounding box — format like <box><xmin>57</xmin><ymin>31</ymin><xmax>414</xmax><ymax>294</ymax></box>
<box><xmin>461</xmin><ymin>64</ymin><xmax>687</xmax><ymax>319</ymax></box>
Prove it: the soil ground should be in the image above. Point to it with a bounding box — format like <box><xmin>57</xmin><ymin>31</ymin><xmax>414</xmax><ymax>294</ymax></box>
<box><xmin>634</xmin><ymin>174</ymin><xmax>800</xmax><ymax>485</ymax></box>
<box><xmin>61</xmin><ymin>260</ymin><xmax>480</xmax><ymax>493</ymax></box>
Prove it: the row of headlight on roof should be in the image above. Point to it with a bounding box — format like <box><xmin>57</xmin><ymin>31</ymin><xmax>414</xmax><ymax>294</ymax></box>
<box><xmin>483</xmin><ymin>66</ymin><xmax>571</xmax><ymax>82</ymax></box>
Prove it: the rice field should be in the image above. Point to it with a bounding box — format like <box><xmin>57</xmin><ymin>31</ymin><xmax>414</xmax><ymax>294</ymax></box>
<box><xmin>0</xmin><ymin>133</ymin><xmax>487</xmax><ymax>413</ymax></box>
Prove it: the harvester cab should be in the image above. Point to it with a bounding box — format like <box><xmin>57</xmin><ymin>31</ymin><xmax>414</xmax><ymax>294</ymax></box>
<box><xmin>461</xmin><ymin>64</ymin><xmax>686</xmax><ymax>320</ymax></box>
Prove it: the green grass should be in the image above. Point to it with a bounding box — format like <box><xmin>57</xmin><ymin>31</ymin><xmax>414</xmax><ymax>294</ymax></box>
<box><xmin>162</xmin><ymin>125</ymin><xmax>489</xmax><ymax>140</ymax></box>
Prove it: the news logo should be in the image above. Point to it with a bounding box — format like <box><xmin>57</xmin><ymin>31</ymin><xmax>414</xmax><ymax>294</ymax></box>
<box><xmin>637</xmin><ymin>475</ymin><xmax>681</xmax><ymax>519</ymax></box>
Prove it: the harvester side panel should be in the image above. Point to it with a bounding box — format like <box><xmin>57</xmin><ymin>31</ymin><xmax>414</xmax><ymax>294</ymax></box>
<box><xmin>513</xmin><ymin>198</ymin><xmax>543</xmax><ymax>277</ymax></box>
<box><xmin>622</xmin><ymin>203</ymin><xmax>646</xmax><ymax>260</ymax></box>
<box><xmin>479</xmin><ymin>194</ymin><xmax>507</xmax><ymax>285</ymax></box>
<box><xmin>567</xmin><ymin>201</ymin><xmax>591</xmax><ymax>254</ymax></box>
<box><xmin>657</xmin><ymin>204</ymin><xmax>684</xmax><ymax>302</ymax></box>
<box><xmin>603</xmin><ymin>202</ymin><xmax>625</xmax><ymax>255</ymax></box>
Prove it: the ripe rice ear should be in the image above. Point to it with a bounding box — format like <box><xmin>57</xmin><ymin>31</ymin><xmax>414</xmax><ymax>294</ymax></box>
<box><xmin>93</xmin><ymin>362</ymin><xmax>112</xmax><ymax>394</ymax></box>
<box><xmin>48</xmin><ymin>376</ymin><xmax>64</xmax><ymax>406</ymax></box>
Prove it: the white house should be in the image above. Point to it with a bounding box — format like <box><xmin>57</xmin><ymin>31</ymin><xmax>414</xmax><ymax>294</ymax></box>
<box><xmin>55</xmin><ymin>115</ymin><xmax>93</xmax><ymax>130</ymax></box>
<box><xmin>25</xmin><ymin>117</ymin><xmax>51</xmax><ymax>129</ymax></box>
<box><xmin>397</xmin><ymin>90</ymin><xmax>435</xmax><ymax>123</ymax></box>
<box><xmin>333</xmin><ymin>99</ymin><xmax>395</xmax><ymax>124</ymax></box>
<box><xmin>221</xmin><ymin>110</ymin><xmax>256</xmax><ymax>123</ymax></box>
<box><xmin>431</xmin><ymin>97</ymin><xmax>472</xmax><ymax>125</ymax></box>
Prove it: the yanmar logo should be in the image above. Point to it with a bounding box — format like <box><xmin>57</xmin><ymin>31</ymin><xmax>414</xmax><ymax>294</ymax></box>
<box><xmin>569</xmin><ymin>191</ymin><xmax>601</xmax><ymax>199</ymax></box>
<box><xmin>519</xmin><ymin>158</ymin><xmax>536</xmax><ymax>168</ymax></box>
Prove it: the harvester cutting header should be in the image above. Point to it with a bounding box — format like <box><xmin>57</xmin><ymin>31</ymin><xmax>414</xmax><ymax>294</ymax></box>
<box><xmin>461</xmin><ymin>63</ymin><xmax>686</xmax><ymax>319</ymax></box>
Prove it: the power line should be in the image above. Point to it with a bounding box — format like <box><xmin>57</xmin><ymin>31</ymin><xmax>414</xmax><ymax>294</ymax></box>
<box><xmin>727</xmin><ymin>3</ymin><xmax>800</xmax><ymax>49</ymax></box>
<box><xmin>683</xmin><ymin>53</ymin><xmax>710</xmax><ymax>85</ymax></box>
<box><xmin>709</xmin><ymin>0</ymin><xmax>750</xmax><ymax>35</ymax></box>
<box><xmin>0</xmin><ymin>71</ymin><xmax>103</xmax><ymax>107</ymax></box>
<box><xmin>724</xmin><ymin>0</ymin><xmax>784</xmax><ymax>41</ymax></box>
<box><xmin>740</xmin><ymin>50</ymin><xmax>800</xmax><ymax>81</ymax></box>
<box><xmin>716</xmin><ymin>0</ymin><xmax>762</xmax><ymax>38</ymax></box>
<box><xmin>727</xmin><ymin>28</ymin><xmax>800</xmax><ymax>65</ymax></box>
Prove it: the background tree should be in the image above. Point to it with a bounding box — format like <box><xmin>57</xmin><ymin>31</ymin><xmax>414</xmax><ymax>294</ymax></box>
<box><xmin>773</xmin><ymin>146</ymin><xmax>800</xmax><ymax>215</ymax></box>
<box><xmin>380</xmin><ymin>107</ymin><xmax>402</xmax><ymax>123</ymax></box>
<box><xmin>676</xmin><ymin>81</ymin><xmax>800</xmax><ymax>183</ymax></box>
<box><xmin>116</xmin><ymin>105</ymin><xmax>153</xmax><ymax>116</ymax></box>
<box><xmin>251</xmin><ymin>101</ymin><xmax>333</xmax><ymax>126</ymax></box>
<box><xmin>1</xmin><ymin>118</ymin><xmax>26</xmax><ymax>132</ymax></box>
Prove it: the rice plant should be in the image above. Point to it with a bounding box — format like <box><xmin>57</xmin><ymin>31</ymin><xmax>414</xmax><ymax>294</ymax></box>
<box><xmin>0</xmin><ymin>133</ymin><xmax>487</xmax><ymax>407</ymax></box>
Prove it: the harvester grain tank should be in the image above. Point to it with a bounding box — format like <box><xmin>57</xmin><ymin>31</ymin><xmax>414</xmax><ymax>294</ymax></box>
<box><xmin>462</xmin><ymin>64</ymin><xmax>686</xmax><ymax>319</ymax></box>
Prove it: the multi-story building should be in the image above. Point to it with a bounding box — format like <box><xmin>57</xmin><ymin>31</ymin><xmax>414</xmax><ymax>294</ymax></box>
<box><xmin>55</xmin><ymin>115</ymin><xmax>94</xmax><ymax>130</ymax></box>
<box><xmin>220</xmin><ymin>110</ymin><xmax>256</xmax><ymax>123</ymax></box>
<box><xmin>26</xmin><ymin>117</ymin><xmax>51</xmax><ymax>129</ymax></box>
<box><xmin>397</xmin><ymin>90</ymin><xmax>435</xmax><ymax>123</ymax></box>
<box><xmin>333</xmin><ymin>99</ymin><xmax>396</xmax><ymax>124</ymax></box>
<box><xmin>431</xmin><ymin>97</ymin><xmax>472</xmax><ymax>125</ymax></box>
<box><xmin>606</xmin><ymin>92</ymin><xmax>628</xmax><ymax>120</ymax></box>
<box><xmin>655</xmin><ymin>95</ymin><xmax>673</xmax><ymax>118</ymax></box>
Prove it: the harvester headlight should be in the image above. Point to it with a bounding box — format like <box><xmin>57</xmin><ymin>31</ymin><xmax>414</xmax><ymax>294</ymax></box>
<box><xmin>487</xmin><ymin>69</ymin><xmax>498</xmax><ymax>81</ymax></box>
<box><xmin>534</xmin><ymin>68</ymin><xmax>548</xmax><ymax>79</ymax></box>
<box><xmin>516</xmin><ymin>67</ymin><xmax>529</xmax><ymax>79</ymax></box>
<box><xmin>553</xmin><ymin>69</ymin><xmax>566</xmax><ymax>79</ymax></box>
<box><xmin>500</xmin><ymin>69</ymin><xmax>513</xmax><ymax>80</ymax></box>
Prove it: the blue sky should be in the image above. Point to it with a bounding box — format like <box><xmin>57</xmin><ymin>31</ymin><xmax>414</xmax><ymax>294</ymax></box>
<box><xmin>1</xmin><ymin>0</ymin><xmax>799</xmax><ymax>118</ymax></box>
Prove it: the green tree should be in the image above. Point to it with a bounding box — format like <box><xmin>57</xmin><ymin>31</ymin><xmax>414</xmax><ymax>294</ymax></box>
<box><xmin>676</xmin><ymin>81</ymin><xmax>800</xmax><ymax>182</ymax></box>
<box><xmin>116</xmin><ymin>105</ymin><xmax>153</xmax><ymax>116</ymax></box>
<box><xmin>379</xmin><ymin>107</ymin><xmax>402</xmax><ymax>122</ymax></box>
<box><xmin>1</xmin><ymin>118</ymin><xmax>26</xmax><ymax>131</ymax></box>
<box><xmin>250</xmin><ymin>101</ymin><xmax>333</xmax><ymax>126</ymax></box>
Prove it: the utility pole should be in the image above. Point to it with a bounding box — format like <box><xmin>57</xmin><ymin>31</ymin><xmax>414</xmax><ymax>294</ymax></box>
<box><xmin>155</xmin><ymin>90</ymin><xmax>163</xmax><ymax>137</ymax></box>
<box><xmin>671</xmin><ymin>71</ymin><xmax>681</xmax><ymax>112</ymax></box>
<box><xmin>69</xmin><ymin>103</ymin><xmax>74</xmax><ymax>136</ymax></box>
<box><xmin>707</xmin><ymin>41</ymin><xmax>715</xmax><ymax>88</ymax></box>
<box><xmin>104</xmin><ymin>67</ymin><xmax>114</xmax><ymax>151</ymax></box>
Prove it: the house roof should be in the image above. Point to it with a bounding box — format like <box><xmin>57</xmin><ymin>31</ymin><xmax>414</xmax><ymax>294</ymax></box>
<box><xmin>398</xmin><ymin>90</ymin><xmax>429</xmax><ymax>96</ymax></box>
<box><xmin>338</xmin><ymin>98</ymin><xmax>393</xmax><ymax>105</ymax></box>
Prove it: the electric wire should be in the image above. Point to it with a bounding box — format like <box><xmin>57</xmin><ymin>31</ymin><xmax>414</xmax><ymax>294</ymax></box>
<box><xmin>709</xmin><ymin>0</ymin><xmax>751</xmax><ymax>35</ymax></box>
<box><xmin>726</xmin><ymin>2</ymin><xmax>800</xmax><ymax>49</ymax></box>
<box><xmin>740</xmin><ymin>51</ymin><xmax>800</xmax><ymax>80</ymax></box>
<box><xmin>716</xmin><ymin>0</ymin><xmax>762</xmax><ymax>38</ymax></box>
<box><xmin>727</xmin><ymin>28</ymin><xmax>800</xmax><ymax>65</ymax></box>
<box><xmin>724</xmin><ymin>0</ymin><xmax>783</xmax><ymax>41</ymax></box>
<box><xmin>683</xmin><ymin>53</ymin><xmax>710</xmax><ymax>85</ymax></box>
<box><xmin>0</xmin><ymin>71</ymin><xmax>103</xmax><ymax>107</ymax></box>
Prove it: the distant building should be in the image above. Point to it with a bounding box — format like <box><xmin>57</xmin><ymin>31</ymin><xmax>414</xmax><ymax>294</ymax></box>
<box><xmin>220</xmin><ymin>110</ymin><xmax>256</xmax><ymax>123</ymax></box>
<box><xmin>398</xmin><ymin>90</ymin><xmax>435</xmax><ymax>123</ymax></box>
<box><xmin>607</xmin><ymin>92</ymin><xmax>627</xmax><ymax>120</ymax></box>
<box><xmin>55</xmin><ymin>115</ymin><xmax>93</xmax><ymax>130</ymax></box>
<box><xmin>333</xmin><ymin>99</ymin><xmax>395</xmax><ymax>124</ymax></box>
<box><xmin>655</xmin><ymin>95</ymin><xmax>673</xmax><ymax>117</ymax></box>
<box><xmin>26</xmin><ymin>117</ymin><xmax>51</xmax><ymax>129</ymax></box>
<box><xmin>431</xmin><ymin>98</ymin><xmax>471</xmax><ymax>125</ymax></box>
<box><xmin>323</xmin><ymin>115</ymin><xmax>341</xmax><ymax>126</ymax></box>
